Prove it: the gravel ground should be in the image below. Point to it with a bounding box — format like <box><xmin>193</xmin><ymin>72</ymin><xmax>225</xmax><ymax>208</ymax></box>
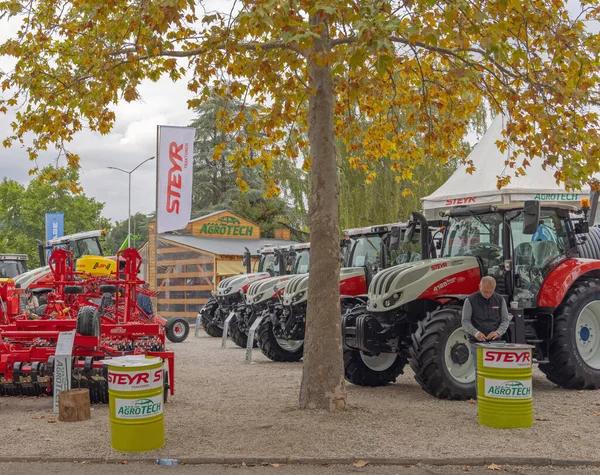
<box><xmin>1</xmin><ymin>462</ymin><xmax>600</xmax><ymax>475</ymax></box>
<box><xmin>1</xmin><ymin>332</ymin><xmax>599</xmax><ymax>462</ymax></box>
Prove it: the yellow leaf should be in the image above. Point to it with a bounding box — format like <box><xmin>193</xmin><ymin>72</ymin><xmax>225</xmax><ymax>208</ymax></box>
<box><xmin>487</xmin><ymin>463</ymin><xmax>501</xmax><ymax>471</ymax></box>
<box><xmin>270</xmin><ymin>463</ymin><xmax>283</xmax><ymax>467</ymax></box>
<box><xmin>353</xmin><ymin>460</ymin><xmax>369</xmax><ymax>468</ymax></box>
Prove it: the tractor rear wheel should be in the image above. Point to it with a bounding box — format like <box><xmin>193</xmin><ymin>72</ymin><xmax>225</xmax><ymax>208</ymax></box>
<box><xmin>409</xmin><ymin>307</ymin><xmax>476</xmax><ymax>400</ymax></box>
<box><xmin>165</xmin><ymin>317</ymin><xmax>190</xmax><ymax>343</ymax></box>
<box><xmin>539</xmin><ymin>279</ymin><xmax>600</xmax><ymax>389</ymax></box>
<box><xmin>257</xmin><ymin>318</ymin><xmax>303</xmax><ymax>362</ymax></box>
<box><xmin>344</xmin><ymin>349</ymin><xmax>406</xmax><ymax>386</ymax></box>
<box><xmin>76</xmin><ymin>306</ymin><xmax>100</xmax><ymax>337</ymax></box>
<box><xmin>200</xmin><ymin>297</ymin><xmax>223</xmax><ymax>337</ymax></box>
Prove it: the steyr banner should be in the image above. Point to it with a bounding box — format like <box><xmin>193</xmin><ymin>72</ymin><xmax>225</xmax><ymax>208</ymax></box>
<box><xmin>156</xmin><ymin>126</ymin><xmax>195</xmax><ymax>233</ymax></box>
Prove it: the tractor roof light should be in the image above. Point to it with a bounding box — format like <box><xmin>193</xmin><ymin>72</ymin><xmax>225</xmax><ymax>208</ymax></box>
<box><xmin>581</xmin><ymin>198</ymin><xmax>591</xmax><ymax>210</ymax></box>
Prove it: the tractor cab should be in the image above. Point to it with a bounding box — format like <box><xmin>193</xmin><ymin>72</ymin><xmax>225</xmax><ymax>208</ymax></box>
<box><xmin>42</xmin><ymin>230</ymin><xmax>105</xmax><ymax>263</ymax></box>
<box><xmin>440</xmin><ymin>202</ymin><xmax>589</xmax><ymax>307</ymax></box>
<box><xmin>0</xmin><ymin>254</ymin><xmax>28</xmax><ymax>279</ymax></box>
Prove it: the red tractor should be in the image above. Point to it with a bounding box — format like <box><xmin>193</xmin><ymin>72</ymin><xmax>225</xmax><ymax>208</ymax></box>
<box><xmin>342</xmin><ymin>199</ymin><xmax>600</xmax><ymax>399</ymax></box>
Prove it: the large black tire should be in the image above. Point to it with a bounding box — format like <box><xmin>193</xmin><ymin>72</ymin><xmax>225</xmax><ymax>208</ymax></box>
<box><xmin>344</xmin><ymin>349</ymin><xmax>406</xmax><ymax>386</ymax></box>
<box><xmin>539</xmin><ymin>279</ymin><xmax>600</xmax><ymax>389</ymax></box>
<box><xmin>76</xmin><ymin>305</ymin><xmax>100</xmax><ymax>337</ymax></box>
<box><xmin>257</xmin><ymin>318</ymin><xmax>303</xmax><ymax>362</ymax></box>
<box><xmin>165</xmin><ymin>317</ymin><xmax>190</xmax><ymax>343</ymax></box>
<box><xmin>200</xmin><ymin>298</ymin><xmax>223</xmax><ymax>337</ymax></box>
<box><xmin>409</xmin><ymin>307</ymin><xmax>476</xmax><ymax>400</ymax></box>
<box><xmin>228</xmin><ymin>314</ymin><xmax>250</xmax><ymax>348</ymax></box>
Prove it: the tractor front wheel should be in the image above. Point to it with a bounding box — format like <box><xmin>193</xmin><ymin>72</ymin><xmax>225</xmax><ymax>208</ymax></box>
<box><xmin>540</xmin><ymin>279</ymin><xmax>600</xmax><ymax>389</ymax></box>
<box><xmin>409</xmin><ymin>307</ymin><xmax>476</xmax><ymax>400</ymax></box>
<box><xmin>200</xmin><ymin>298</ymin><xmax>223</xmax><ymax>338</ymax></box>
<box><xmin>229</xmin><ymin>314</ymin><xmax>252</xmax><ymax>349</ymax></box>
<box><xmin>165</xmin><ymin>317</ymin><xmax>190</xmax><ymax>343</ymax></box>
<box><xmin>344</xmin><ymin>349</ymin><xmax>406</xmax><ymax>386</ymax></box>
<box><xmin>257</xmin><ymin>318</ymin><xmax>303</xmax><ymax>362</ymax></box>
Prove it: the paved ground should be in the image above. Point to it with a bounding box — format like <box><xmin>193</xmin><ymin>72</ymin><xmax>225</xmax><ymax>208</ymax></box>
<box><xmin>0</xmin><ymin>332</ymin><xmax>599</xmax><ymax>462</ymax></box>
<box><xmin>1</xmin><ymin>462</ymin><xmax>600</xmax><ymax>475</ymax></box>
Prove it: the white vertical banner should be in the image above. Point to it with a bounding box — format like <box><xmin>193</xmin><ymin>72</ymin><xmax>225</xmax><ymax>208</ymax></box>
<box><xmin>157</xmin><ymin>125</ymin><xmax>195</xmax><ymax>233</ymax></box>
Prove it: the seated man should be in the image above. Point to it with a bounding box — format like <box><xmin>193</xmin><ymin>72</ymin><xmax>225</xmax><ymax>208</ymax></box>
<box><xmin>462</xmin><ymin>276</ymin><xmax>509</xmax><ymax>343</ymax></box>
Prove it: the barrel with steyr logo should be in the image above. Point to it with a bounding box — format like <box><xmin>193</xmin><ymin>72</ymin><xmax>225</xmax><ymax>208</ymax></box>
<box><xmin>106</xmin><ymin>355</ymin><xmax>165</xmax><ymax>452</ymax></box>
<box><xmin>475</xmin><ymin>343</ymin><xmax>534</xmax><ymax>429</ymax></box>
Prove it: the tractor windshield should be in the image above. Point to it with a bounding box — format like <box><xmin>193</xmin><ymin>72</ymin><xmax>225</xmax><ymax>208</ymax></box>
<box><xmin>258</xmin><ymin>253</ymin><xmax>279</xmax><ymax>274</ymax></box>
<box><xmin>292</xmin><ymin>249</ymin><xmax>310</xmax><ymax>274</ymax></box>
<box><xmin>443</xmin><ymin>213</ymin><xmax>504</xmax><ymax>273</ymax></box>
<box><xmin>387</xmin><ymin>228</ymin><xmax>423</xmax><ymax>265</ymax></box>
<box><xmin>347</xmin><ymin>235</ymin><xmax>382</xmax><ymax>268</ymax></box>
<box><xmin>0</xmin><ymin>260</ymin><xmax>27</xmax><ymax>278</ymax></box>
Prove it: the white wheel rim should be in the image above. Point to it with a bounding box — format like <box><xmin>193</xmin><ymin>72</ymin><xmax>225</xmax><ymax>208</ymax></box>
<box><xmin>360</xmin><ymin>351</ymin><xmax>397</xmax><ymax>372</ymax></box>
<box><xmin>275</xmin><ymin>338</ymin><xmax>303</xmax><ymax>352</ymax></box>
<box><xmin>173</xmin><ymin>322</ymin><xmax>186</xmax><ymax>337</ymax></box>
<box><xmin>444</xmin><ymin>328</ymin><xmax>476</xmax><ymax>384</ymax></box>
<box><xmin>576</xmin><ymin>301</ymin><xmax>600</xmax><ymax>369</ymax></box>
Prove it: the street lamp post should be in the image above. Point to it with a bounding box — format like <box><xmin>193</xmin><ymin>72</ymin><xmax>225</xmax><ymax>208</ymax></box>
<box><xmin>108</xmin><ymin>156</ymin><xmax>155</xmax><ymax>248</ymax></box>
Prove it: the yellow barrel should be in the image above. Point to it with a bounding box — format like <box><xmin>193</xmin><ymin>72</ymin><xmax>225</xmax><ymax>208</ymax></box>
<box><xmin>107</xmin><ymin>355</ymin><xmax>165</xmax><ymax>452</ymax></box>
<box><xmin>476</xmin><ymin>343</ymin><xmax>534</xmax><ymax>429</ymax></box>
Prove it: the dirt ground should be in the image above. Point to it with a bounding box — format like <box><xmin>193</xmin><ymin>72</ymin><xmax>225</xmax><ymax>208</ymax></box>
<box><xmin>1</xmin><ymin>332</ymin><xmax>599</xmax><ymax>462</ymax></box>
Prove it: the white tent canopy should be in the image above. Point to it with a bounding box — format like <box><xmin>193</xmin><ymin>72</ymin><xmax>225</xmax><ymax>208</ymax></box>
<box><xmin>421</xmin><ymin>115</ymin><xmax>590</xmax><ymax>220</ymax></box>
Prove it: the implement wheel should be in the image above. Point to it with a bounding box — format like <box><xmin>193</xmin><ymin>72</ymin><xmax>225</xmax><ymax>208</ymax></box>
<box><xmin>165</xmin><ymin>317</ymin><xmax>190</xmax><ymax>343</ymax></box>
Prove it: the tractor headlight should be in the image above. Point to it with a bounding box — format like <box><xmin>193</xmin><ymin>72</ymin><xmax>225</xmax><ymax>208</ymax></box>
<box><xmin>384</xmin><ymin>292</ymin><xmax>402</xmax><ymax>308</ymax></box>
<box><xmin>293</xmin><ymin>291</ymin><xmax>305</xmax><ymax>303</ymax></box>
<box><xmin>254</xmin><ymin>292</ymin><xmax>264</xmax><ymax>303</ymax></box>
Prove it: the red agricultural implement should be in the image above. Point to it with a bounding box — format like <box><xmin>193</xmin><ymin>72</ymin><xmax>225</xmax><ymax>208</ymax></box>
<box><xmin>0</xmin><ymin>248</ymin><xmax>175</xmax><ymax>402</ymax></box>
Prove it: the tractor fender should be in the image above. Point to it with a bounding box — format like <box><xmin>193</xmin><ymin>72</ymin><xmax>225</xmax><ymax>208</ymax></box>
<box><xmin>537</xmin><ymin>258</ymin><xmax>600</xmax><ymax>308</ymax></box>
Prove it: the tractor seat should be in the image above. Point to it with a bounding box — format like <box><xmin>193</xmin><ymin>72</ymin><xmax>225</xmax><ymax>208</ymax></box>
<box><xmin>514</xmin><ymin>243</ymin><xmax>534</xmax><ymax>267</ymax></box>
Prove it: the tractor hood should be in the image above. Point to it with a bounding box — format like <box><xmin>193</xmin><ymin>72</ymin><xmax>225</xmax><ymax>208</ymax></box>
<box><xmin>13</xmin><ymin>266</ymin><xmax>52</xmax><ymax>290</ymax></box>
<box><xmin>282</xmin><ymin>274</ymin><xmax>309</xmax><ymax>306</ymax></box>
<box><xmin>216</xmin><ymin>272</ymin><xmax>271</xmax><ymax>297</ymax></box>
<box><xmin>246</xmin><ymin>275</ymin><xmax>295</xmax><ymax>306</ymax></box>
<box><xmin>367</xmin><ymin>257</ymin><xmax>481</xmax><ymax>312</ymax></box>
<box><xmin>282</xmin><ymin>266</ymin><xmax>368</xmax><ymax>306</ymax></box>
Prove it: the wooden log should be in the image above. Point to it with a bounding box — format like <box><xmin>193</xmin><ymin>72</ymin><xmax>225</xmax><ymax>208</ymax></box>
<box><xmin>58</xmin><ymin>389</ymin><xmax>91</xmax><ymax>422</ymax></box>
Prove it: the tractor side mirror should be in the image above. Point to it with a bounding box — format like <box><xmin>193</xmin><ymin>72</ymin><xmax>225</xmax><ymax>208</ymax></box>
<box><xmin>589</xmin><ymin>191</ymin><xmax>599</xmax><ymax>227</ymax></box>
<box><xmin>522</xmin><ymin>200</ymin><xmax>541</xmax><ymax>234</ymax></box>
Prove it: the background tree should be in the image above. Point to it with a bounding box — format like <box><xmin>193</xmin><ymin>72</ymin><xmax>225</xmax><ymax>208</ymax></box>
<box><xmin>189</xmin><ymin>93</ymin><xmax>308</xmax><ymax>237</ymax></box>
<box><xmin>2</xmin><ymin>0</ymin><xmax>600</xmax><ymax>411</ymax></box>
<box><xmin>104</xmin><ymin>212</ymin><xmax>150</xmax><ymax>255</ymax></box>
<box><xmin>0</xmin><ymin>167</ymin><xmax>110</xmax><ymax>267</ymax></box>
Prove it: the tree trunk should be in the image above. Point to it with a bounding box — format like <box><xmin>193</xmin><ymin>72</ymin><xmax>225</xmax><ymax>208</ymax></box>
<box><xmin>58</xmin><ymin>388</ymin><xmax>91</xmax><ymax>422</ymax></box>
<box><xmin>299</xmin><ymin>13</ymin><xmax>346</xmax><ymax>411</ymax></box>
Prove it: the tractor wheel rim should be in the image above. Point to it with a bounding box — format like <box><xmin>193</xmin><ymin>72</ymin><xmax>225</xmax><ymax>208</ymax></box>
<box><xmin>444</xmin><ymin>328</ymin><xmax>476</xmax><ymax>383</ymax></box>
<box><xmin>173</xmin><ymin>322</ymin><xmax>186</xmax><ymax>337</ymax></box>
<box><xmin>576</xmin><ymin>301</ymin><xmax>600</xmax><ymax>369</ymax></box>
<box><xmin>275</xmin><ymin>338</ymin><xmax>303</xmax><ymax>352</ymax></box>
<box><xmin>360</xmin><ymin>351</ymin><xmax>397</xmax><ymax>372</ymax></box>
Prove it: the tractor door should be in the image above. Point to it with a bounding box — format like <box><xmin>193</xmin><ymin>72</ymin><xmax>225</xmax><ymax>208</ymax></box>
<box><xmin>509</xmin><ymin>209</ymin><xmax>570</xmax><ymax>307</ymax></box>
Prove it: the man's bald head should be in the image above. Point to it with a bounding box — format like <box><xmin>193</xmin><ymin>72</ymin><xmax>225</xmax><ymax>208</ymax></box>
<box><xmin>479</xmin><ymin>276</ymin><xmax>496</xmax><ymax>299</ymax></box>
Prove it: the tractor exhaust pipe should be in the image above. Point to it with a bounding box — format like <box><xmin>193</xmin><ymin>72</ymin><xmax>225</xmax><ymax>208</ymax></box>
<box><xmin>411</xmin><ymin>211</ymin><xmax>431</xmax><ymax>259</ymax></box>
<box><xmin>35</xmin><ymin>239</ymin><xmax>46</xmax><ymax>267</ymax></box>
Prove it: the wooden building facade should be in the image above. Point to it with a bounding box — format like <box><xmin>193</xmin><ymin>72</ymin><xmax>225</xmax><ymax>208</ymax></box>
<box><xmin>142</xmin><ymin>210</ymin><xmax>292</xmax><ymax>319</ymax></box>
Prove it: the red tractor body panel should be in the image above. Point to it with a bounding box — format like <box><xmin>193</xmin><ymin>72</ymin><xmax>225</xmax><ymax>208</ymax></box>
<box><xmin>417</xmin><ymin>267</ymin><xmax>482</xmax><ymax>300</ymax></box>
<box><xmin>339</xmin><ymin>271</ymin><xmax>367</xmax><ymax>296</ymax></box>
<box><xmin>537</xmin><ymin>258</ymin><xmax>600</xmax><ymax>308</ymax></box>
